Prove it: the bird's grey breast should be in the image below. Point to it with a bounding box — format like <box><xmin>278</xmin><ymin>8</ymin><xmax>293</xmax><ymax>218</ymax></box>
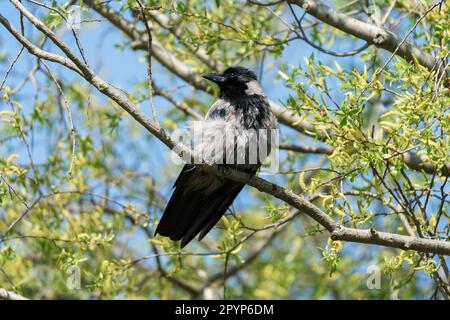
<box><xmin>187</xmin><ymin>80</ymin><xmax>277</xmax><ymax>194</ymax></box>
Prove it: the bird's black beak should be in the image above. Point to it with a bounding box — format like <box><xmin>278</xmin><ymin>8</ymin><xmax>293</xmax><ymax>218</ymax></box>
<box><xmin>203</xmin><ymin>73</ymin><xmax>226</xmax><ymax>84</ymax></box>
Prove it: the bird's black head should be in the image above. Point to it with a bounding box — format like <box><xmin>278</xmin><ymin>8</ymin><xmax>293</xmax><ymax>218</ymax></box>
<box><xmin>203</xmin><ymin>66</ymin><xmax>259</xmax><ymax>98</ymax></box>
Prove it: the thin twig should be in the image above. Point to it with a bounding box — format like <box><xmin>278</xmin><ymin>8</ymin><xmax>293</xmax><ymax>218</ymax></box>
<box><xmin>359</xmin><ymin>1</ymin><xmax>443</xmax><ymax>98</ymax></box>
<box><xmin>0</xmin><ymin>4</ymin><xmax>25</xmax><ymax>91</ymax></box>
<box><xmin>0</xmin><ymin>47</ymin><xmax>24</xmax><ymax>91</ymax></box>
<box><xmin>39</xmin><ymin>60</ymin><xmax>76</xmax><ymax>177</ymax></box>
<box><xmin>288</xmin><ymin>3</ymin><xmax>371</xmax><ymax>57</ymax></box>
<box><xmin>136</xmin><ymin>0</ymin><xmax>159</xmax><ymax>127</ymax></box>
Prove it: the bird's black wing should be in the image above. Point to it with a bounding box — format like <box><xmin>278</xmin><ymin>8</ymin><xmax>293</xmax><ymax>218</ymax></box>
<box><xmin>154</xmin><ymin>164</ymin><xmax>254</xmax><ymax>247</ymax></box>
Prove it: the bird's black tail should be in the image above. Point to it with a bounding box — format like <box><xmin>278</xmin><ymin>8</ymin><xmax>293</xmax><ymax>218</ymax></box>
<box><xmin>154</xmin><ymin>165</ymin><xmax>245</xmax><ymax>247</ymax></box>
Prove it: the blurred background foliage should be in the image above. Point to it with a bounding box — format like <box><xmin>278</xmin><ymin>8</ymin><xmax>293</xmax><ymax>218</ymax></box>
<box><xmin>0</xmin><ymin>0</ymin><xmax>449</xmax><ymax>299</ymax></box>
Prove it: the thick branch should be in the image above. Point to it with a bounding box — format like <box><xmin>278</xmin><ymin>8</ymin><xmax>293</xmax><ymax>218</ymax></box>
<box><xmin>289</xmin><ymin>0</ymin><xmax>444</xmax><ymax>76</ymax></box>
<box><xmin>0</xmin><ymin>288</ymin><xmax>28</xmax><ymax>300</ymax></box>
<box><xmin>212</xmin><ymin>168</ymin><xmax>450</xmax><ymax>256</ymax></box>
<box><xmin>279</xmin><ymin>143</ymin><xmax>333</xmax><ymax>155</ymax></box>
<box><xmin>330</xmin><ymin>227</ymin><xmax>450</xmax><ymax>256</ymax></box>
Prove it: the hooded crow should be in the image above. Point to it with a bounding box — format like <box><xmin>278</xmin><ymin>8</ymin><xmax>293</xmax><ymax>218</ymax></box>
<box><xmin>155</xmin><ymin>66</ymin><xmax>277</xmax><ymax>247</ymax></box>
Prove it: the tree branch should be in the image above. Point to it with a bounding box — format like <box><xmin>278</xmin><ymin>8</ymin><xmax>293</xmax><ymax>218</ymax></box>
<box><xmin>288</xmin><ymin>0</ymin><xmax>447</xmax><ymax>80</ymax></box>
<box><xmin>0</xmin><ymin>288</ymin><xmax>28</xmax><ymax>300</ymax></box>
<box><xmin>152</xmin><ymin>82</ymin><xmax>203</xmax><ymax>120</ymax></box>
<box><xmin>279</xmin><ymin>143</ymin><xmax>333</xmax><ymax>155</ymax></box>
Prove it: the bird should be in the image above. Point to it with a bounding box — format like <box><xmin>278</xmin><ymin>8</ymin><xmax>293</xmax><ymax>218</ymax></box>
<box><xmin>154</xmin><ymin>66</ymin><xmax>277</xmax><ymax>247</ymax></box>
